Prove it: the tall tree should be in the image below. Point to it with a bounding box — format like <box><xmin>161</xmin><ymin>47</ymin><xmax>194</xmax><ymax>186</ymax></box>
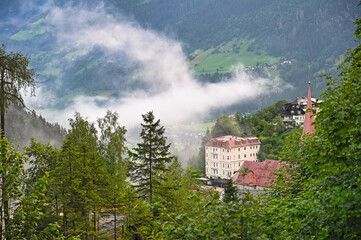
<box><xmin>97</xmin><ymin>111</ymin><xmax>127</xmax><ymax>239</ymax></box>
<box><xmin>53</xmin><ymin>113</ymin><xmax>109</xmax><ymax>239</ymax></box>
<box><xmin>0</xmin><ymin>44</ymin><xmax>35</xmax><ymax>240</ymax></box>
<box><xmin>97</xmin><ymin>111</ymin><xmax>127</xmax><ymax>187</ymax></box>
<box><xmin>129</xmin><ymin>111</ymin><xmax>174</xmax><ymax>204</ymax></box>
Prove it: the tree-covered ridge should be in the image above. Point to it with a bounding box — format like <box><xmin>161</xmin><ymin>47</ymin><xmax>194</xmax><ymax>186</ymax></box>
<box><xmin>0</xmin><ymin>0</ymin><xmax>357</xmax><ymax>110</ymax></box>
<box><xmin>114</xmin><ymin>0</ymin><xmax>358</xmax><ymax>62</ymax></box>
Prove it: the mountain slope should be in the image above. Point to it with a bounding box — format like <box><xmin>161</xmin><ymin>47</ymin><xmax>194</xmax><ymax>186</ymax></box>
<box><xmin>113</xmin><ymin>0</ymin><xmax>358</xmax><ymax>69</ymax></box>
<box><xmin>0</xmin><ymin>0</ymin><xmax>359</xmax><ymax>114</ymax></box>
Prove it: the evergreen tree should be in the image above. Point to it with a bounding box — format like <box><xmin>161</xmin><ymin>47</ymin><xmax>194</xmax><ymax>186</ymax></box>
<box><xmin>53</xmin><ymin>113</ymin><xmax>109</xmax><ymax>238</ymax></box>
<box><xmin>129</xmin><ymin>111</ymin><xmax>174</xmax><ymax>204</ymax></box>
<box><xmin>223</xmin><ymin>178</ymin><xmax>238</xmax><ymax>202</ymax></box>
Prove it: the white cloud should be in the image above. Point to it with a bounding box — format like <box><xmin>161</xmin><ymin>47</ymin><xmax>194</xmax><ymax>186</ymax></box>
<box><xmin>30</xmin><ymin>4</ymin><xmax>286</xmax><ymax>128</ymax></box>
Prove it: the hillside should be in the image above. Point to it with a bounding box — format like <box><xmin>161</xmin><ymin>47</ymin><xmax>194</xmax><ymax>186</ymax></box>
<box><xmin>113</xmin><ymin>0</ymin><xmax>358</xmax><ymax>71</ymax></box>
<box><xmin>0</xmin><ymin>0</ymin><xmax>359</xmax><ymax>117</ymax></box>
<box><xmin>5</xmin><ymin>105</ymin><xmax>66</xmax><ymax>148</ymax></box>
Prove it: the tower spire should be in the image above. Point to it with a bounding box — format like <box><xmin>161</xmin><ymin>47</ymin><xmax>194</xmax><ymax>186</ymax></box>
<box><xmin>302</xmin><ymin>81</ymin><xmax>315</xmax><ymax>136</ymax></box>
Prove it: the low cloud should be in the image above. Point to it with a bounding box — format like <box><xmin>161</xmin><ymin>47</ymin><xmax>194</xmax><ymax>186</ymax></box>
<box><xmin>29</xmin><ymin>3</ymin><xmax>286</xmax><ymax>128</ymax></box>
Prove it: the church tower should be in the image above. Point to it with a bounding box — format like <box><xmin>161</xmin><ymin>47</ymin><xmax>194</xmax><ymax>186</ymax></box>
<box><xmin>302</xmin><ymin>81</ymin><xmax>315</xmax><ymax>136</ymax></box>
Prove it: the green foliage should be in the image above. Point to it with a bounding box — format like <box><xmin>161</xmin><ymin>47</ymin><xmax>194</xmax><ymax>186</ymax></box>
<box><xmin>25</xmin><ymin>138</ymin><xmax>60</xmax><ymax>193</ymax></box>
<box><xmin>129</xmin><ymin>111</ymin><xmax>175</xmax><ymax>204</ymax></box>
<box><xmin>0</xmin><ymin>44</ymin><xmax>36</xmax><ymax>112</ymax></box>
<box><xmin>187</xmin><ymin>128</ymin><xmax>211</xmax><ymax>173</ymax></box>
<box><xmin>157</xmin><ymin>192</ymin><xmax>260</xmax><ymax>239</ymax></box>
<box><xmin>211</xmin><ymin>116</ymin><xmax>240</xmax><ymax>138</ymax></box>
<box><xmin>0</xmin><ymin>137</ymin><xmax>27</xmax><ymax>239</ymax></box>
<box><xmin>223</xmin><ymin>179</ymin><xmax>238</xmax><ymax>203</ymax></box>
<box><xmin>11</xmin><ymin>173</ymin><xmax>63</xmax><ymax>239</ymax></box>
<box><xmin>257</xmin><ymin>15</ymin><xmax>361</xmax><ymax>239</ymax></box>
<box><xmin>52</xmin><ymin>113</ymin><xmax>110</xmax><ymax>238</ymax></box>
<box><xmin>235</xmin><ymin>100</ymin><xmax>289</xmax><ymax>160</ymax></box>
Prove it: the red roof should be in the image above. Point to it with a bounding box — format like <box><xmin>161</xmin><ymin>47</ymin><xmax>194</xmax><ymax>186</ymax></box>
<box><xmin>302</xmin><ymin>82</ymin><xmax>315</xmax><ymax>136</ymax></box>
<box><xmin>232</xmin><ymin>160</ymin><xmax>281</xmax><ymax>187</ymax></box>
<box><xmin>205</xmin><ymin>135</ymin><xmax>261</xmax><ymax>149</ymax></box>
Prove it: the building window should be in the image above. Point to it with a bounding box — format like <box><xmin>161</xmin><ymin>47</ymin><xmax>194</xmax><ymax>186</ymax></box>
<box><xmin>238</xmin><ymin>154</ymin><xmax>240</xmax><ymax>159</ymax></box>
<box><xmin>244</xmin><ymin>154</ymin><xmax>246</xmax><ymax>158</ymax></box>
<box><xmin>238</xmin><ymin>148</ymin><xmax>240</xmax><ymax>151</ymax></box>
<box><xmin>244</xmin><ymin>147</ymin><xmax>246</xmax><ymax>150</ymax></box>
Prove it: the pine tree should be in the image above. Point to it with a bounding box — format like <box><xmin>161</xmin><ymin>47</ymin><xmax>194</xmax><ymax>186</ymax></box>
<box><xmin>223</xmin><ymin>178</ymin><xmax>238</xmax><ymax>202</ymax></box>
<box><xmin>129</xmin><ymin>111</ymin><xmax>174</xmax><ymax>204</ymax></box>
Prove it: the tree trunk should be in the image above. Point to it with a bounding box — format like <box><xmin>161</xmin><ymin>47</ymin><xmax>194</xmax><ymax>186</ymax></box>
<box><xmin>0</xmin><ymin>69</ymin><xmax>9</xmax><ymax>240</ymax></box>
<box><xmin>0</xmin><ymin>69</ymin><xmax>5</xmax><ymax>139</ymax></box>
<box><xmin>114</xmin><ymin>199</ymin><xmax>117</xmax><ymax>240</ymax></box>
<box><xmin>149</xmin><ymin>142</ymin><xmax>153</xmax><ymax>205</ymax></box>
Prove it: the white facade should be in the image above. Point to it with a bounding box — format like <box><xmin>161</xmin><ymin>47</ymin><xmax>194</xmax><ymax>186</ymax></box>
<box><xmin>205</xmin><ymin>136</ymin><xmax>261</xmax><ymax>179</ymax></box>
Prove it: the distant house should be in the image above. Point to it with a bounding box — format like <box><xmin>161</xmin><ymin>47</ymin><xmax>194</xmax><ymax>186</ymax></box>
<box><xmin>205</xmin><ymin>135</ymin><xmax>261</xmax><ymax>180</ymax></box>
<box><xmin>232</xmin><ymin>159</ymin><xmax>282</xmax><ymax>191</ymax></box>
<box><xmin>282</xmin><ymin>84</ymin><xmax>320</xmax><ymax>127</ymax></box>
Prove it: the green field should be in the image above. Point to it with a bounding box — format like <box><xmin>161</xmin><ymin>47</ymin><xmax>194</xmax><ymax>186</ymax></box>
<box><xmin>182</xmin><ymin>122</ymin><xmax>216</xmax><ymax>132</ymax></box>
<box><xmin>191</xmin><ymin>37</ymin><xmax>280</xmax><ymax>75</ymax></box>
